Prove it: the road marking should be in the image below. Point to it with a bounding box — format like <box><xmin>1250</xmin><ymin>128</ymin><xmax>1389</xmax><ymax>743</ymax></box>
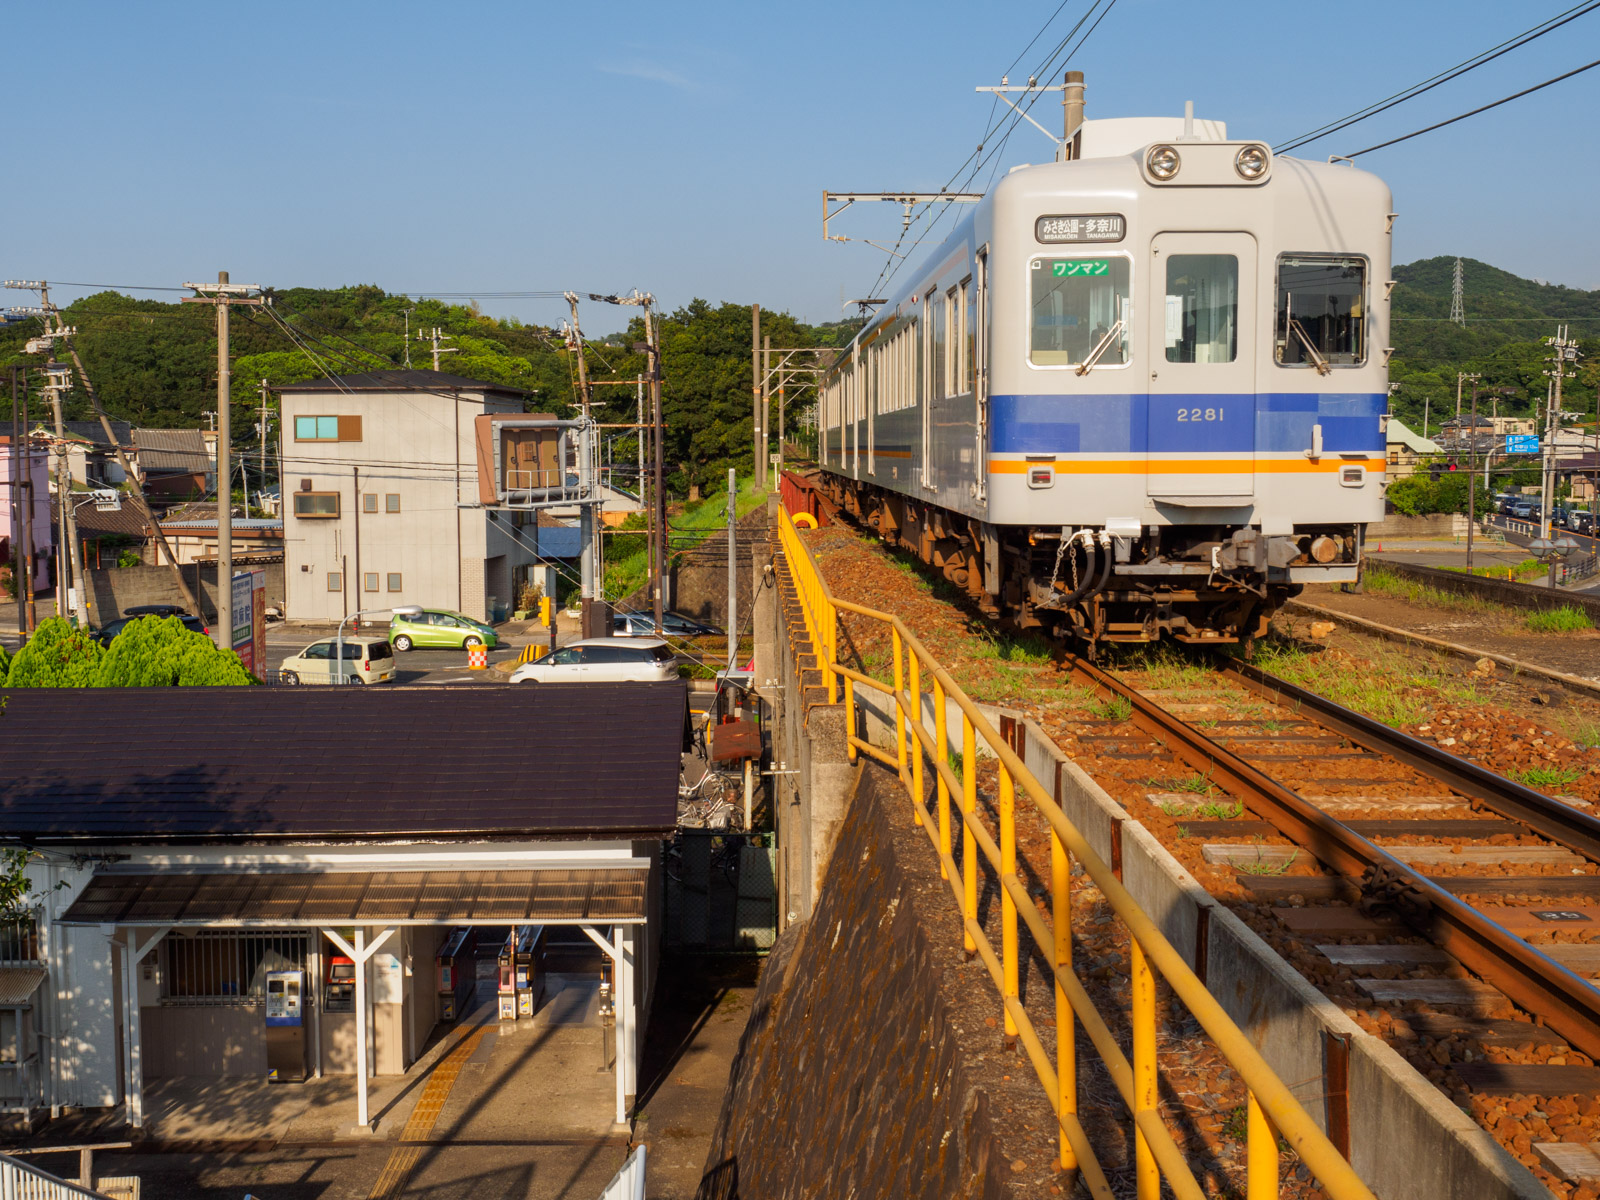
<box><xmin>367</xmin><ymin>1025</ymin><xmax>489</xmax><ymax>1199</ymax></box>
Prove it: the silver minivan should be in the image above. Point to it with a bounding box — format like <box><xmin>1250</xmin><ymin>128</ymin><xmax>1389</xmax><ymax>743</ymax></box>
<box><xmin>279</xmin><ymin>637</ymin><xmax>396</xmax><ymax>685</ymax></box>
<box><xmin>509</xmin><ymin>637</ymin><xmax>677</xmax><ymax>684</ymax></box>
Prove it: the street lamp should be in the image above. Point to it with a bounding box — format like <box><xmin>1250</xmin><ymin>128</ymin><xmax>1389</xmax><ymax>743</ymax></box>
<box><xmin>337</xmin><ymin>604</ymin><xmax>421</xmax><ymax>683</ymax></box>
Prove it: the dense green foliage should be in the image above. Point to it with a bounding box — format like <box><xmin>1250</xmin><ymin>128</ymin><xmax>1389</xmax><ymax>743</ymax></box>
<box><xmin>0</xmin><ymin>287</ymin><xmax>856</xmax><ymax>497</ymax></box>
<box><xmin>6</xmin><ymin>619</ymin><xmax>106</xmax><ymax>687</ymax></box>
<box><xmin>1383</xmin><ymin>472</ymin><xmax>1491</xmax><ymax>517</ymax></box>
<box><xmin>95</xmin><ymin>616</ymin><xmax>256</xmax><ymax>686</ymax></box>
<box><xmin>4</xmin><ymin>616</ymin><xmax>253</xmax><ymax>687</ymax></box>
<box><xmin>1390</xmin><ymin>257</ymin><xmax>1600</xmax><ymax>437</ymax></box>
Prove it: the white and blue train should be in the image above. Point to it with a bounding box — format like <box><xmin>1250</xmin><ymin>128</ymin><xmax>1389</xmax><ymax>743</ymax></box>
<box><xmin>817</xmin><ymin>100</ymin><xmax>1392</xmax><ymax>648</ymax></box>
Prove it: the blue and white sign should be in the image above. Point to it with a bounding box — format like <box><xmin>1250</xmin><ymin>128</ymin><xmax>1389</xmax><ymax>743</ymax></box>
<box><xmin>1506</xmin><ymin>434</ymin><xmax>1540</xmax><ymax>454</ymax></box>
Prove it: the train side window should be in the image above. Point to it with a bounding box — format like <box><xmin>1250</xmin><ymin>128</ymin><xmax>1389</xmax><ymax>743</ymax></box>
<box><xmin>1276</xmin><ymin>254</ymin><xmax>1366</xmax><ymax>367</ymax></box>
<box><xmin>1029</xmin><ymin>256</ymin><xmax>1131</xmax><ymax>368</ymax></box>
<box><xmin>1165</xmin><ymin>255</ymin><xmax>1238</xmax><ymax>363</ymax></box>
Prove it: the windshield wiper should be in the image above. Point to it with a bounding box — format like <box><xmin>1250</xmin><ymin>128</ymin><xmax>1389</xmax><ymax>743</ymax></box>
<box><xmin>1075</xmin><ymin>319</ymin><xmax>1125</xmax><ymax>376</ymax></box>
<box><xmin>1288</xmin><ymin>317</ymin><xmax>1332</xmax><ymax>376</ymax></box>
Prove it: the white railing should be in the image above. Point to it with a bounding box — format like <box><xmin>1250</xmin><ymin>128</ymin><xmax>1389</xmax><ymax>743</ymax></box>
<box><xmin>596</xmin><ymin>1145</ymin><xmax>644</xmax><ymax>1200</ymax></box>
<box><xmin>0</xmin><ymin>1154</ymin><xmax>109</xmax><ymax>1200</ymax></box>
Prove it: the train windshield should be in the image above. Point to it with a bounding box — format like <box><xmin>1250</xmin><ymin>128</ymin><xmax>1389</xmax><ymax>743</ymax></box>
<box><xmin>1165</xmin><ymin>255</ymin><xmax>1237</xmax><ymax>363</ymax></box>
<box><xmin>1029</xmin><ymin>256</ymin><xmax>1130</xmax><ymax>368</ymax></box>
<box><xmin>1276</xmin><ymin>255</ymin><xmax>1366</xmax><ymax>367</ymax></box>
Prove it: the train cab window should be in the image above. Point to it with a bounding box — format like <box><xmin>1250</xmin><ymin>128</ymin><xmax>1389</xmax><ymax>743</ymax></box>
<box><xmin>1165</xmin><ymin>255</ymin><xmax>1238</xmax><ymax>363</ymax></box>
<box><xmin>1276</xmin><ymin>255</ymin><xmax>1366</xmax><ymax>368</ymax></box>
<box><xmin>1029</xmin><ymin>256</ymin><xmax>1131</xmax><ymax>368</ymax></box>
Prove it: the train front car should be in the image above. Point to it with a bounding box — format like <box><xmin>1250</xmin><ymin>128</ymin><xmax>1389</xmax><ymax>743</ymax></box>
<box><xmin>986</xmin><ymin>117</ymin><xmax>1391</xmax><ymax>646</ymax></box>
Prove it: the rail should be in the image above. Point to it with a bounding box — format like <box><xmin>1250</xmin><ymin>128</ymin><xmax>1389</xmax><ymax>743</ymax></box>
<box><xmin>773</xmin><ymin>506</ymin><xmax>1375</xmax><ymax>1200</ymax></box>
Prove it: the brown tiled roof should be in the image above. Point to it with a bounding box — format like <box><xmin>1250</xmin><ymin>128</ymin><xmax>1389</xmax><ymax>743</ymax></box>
<box><xmin>0</xmin><ymin>683</ymin><xmax>684</xmax><ymax>842</ymax></box>
<box><xmin>132</xmin><ymin>428</ymin><xmax>210</xmax><ymax>473</ymax></box>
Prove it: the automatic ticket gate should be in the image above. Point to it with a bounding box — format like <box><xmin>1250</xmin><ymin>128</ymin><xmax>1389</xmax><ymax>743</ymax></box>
<box><xmin>436</xmin><ymin>927</ymin><xmax>477</xmax><ymax>1022</ymax></box>
<box><xmin>265</xmin><ymin>970</ymin><xmax>307</xmax><ymax>1082</ymax></box>
<box><xmin>497</xmin><ymin>926</ymin><xmax>545</xmax><ymax>1021</ymax></box>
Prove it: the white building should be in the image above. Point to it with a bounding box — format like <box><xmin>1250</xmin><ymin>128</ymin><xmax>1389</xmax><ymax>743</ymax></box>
<box><xmin>277</xmin><ymin>371</ymin><xmax>543</xmax><ymax>624</ymax></box>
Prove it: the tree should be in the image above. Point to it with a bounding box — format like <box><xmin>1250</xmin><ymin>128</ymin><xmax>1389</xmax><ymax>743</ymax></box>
<box><xmin>5</xmin><ymin>618</ymin><xmax>105</xmax><ymax>687</ymax></box>
<box><xmin>94</xmin><ymin>616</ymin><xmax>256</xmax><ymax>686</ymax></box>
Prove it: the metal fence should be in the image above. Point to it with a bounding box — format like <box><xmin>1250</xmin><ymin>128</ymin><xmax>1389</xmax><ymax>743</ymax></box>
<box><xmin>161</xmin><ymin>931</ymin><xmax>307</xmax><ymax>1005</ymax></box>
<box><xmin>663</xmin><ymin>832</ymin><xmax>777</xmax><ymax>952</ymax></box>
<box><xmin>775</xmin><ymin>505</ymin><xmax>1378</xmax><ymax>1200</ymax></box>
<box><xmin>0</xmin><ymin>1155</ymin><xmax>111</xmax><ymax>1200</ymax></box>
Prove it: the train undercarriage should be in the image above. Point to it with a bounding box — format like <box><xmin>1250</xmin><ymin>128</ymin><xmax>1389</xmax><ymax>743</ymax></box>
<box><xmin>814</xmin><ymin>473</ymin><xmax>1361</xmax><ymax>651</ymax></box>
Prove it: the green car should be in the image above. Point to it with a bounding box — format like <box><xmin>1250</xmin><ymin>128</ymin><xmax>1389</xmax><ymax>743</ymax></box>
<box><xmin>388</xmin><ymin>609</ymin><xmax>499</xmax><ymax>652</ymax></box>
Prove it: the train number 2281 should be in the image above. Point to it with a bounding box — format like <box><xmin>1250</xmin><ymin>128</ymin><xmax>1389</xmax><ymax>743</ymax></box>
<box><xmin>1176</xmin><ymin>407</ymin><xmax>1224</xmax><ymax>422</ymax></box>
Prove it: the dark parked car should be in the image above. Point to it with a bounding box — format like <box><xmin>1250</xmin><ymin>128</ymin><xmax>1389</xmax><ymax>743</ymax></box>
<box><xmin>93</xmin><ymin>608</ymin><xmax>210</xmax><ymax>647</ymax></box>
<box><xmin>612</xmin><ymin>610</ymin><xmax>723</xmax><ymax>637</ymax></box>
<box><xmin>1571</xmin><ymin>511</ymin><xmax>1597</xmax><ymax>536</ymax></box>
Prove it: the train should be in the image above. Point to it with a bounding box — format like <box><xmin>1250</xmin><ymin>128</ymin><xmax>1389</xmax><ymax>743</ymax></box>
<box><xmin>816</xmin><ymin>81</ymin><xmax>1392</xmax><ymax>650</ymax></box>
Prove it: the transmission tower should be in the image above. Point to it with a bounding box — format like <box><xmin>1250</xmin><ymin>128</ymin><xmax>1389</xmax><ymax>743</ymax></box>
<box><xmin>1450</xmin><ymin>258</ymin><xmax>1465</xmax><ymax>326</ymax></box>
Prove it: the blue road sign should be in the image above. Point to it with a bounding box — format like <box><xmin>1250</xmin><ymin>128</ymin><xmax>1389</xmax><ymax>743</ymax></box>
<box><xmin>1506</xmin><ymin>434</ymin><xmax>1540</xmax><ymax>454</ymax></box>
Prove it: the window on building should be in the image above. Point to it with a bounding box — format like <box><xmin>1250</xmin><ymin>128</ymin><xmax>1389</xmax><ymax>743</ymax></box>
<box><xmin>385</xmin><ymin>493</ymin><xmax>400</xmax><ymax>513</ymax></box>
<box><xmin>387</xmin><ymin>573</ymin><xmax>403</xmax><ymax>592</ymax></box>
<box><xmin>364</xmin><ymin>572</ymin><xmax>378</xmax><ymax>592</ymax></box>
<box><xmin>1165</xmin><ymin>254</ymin><xmax>1238</xmax><ymax>363</ymax></box>
<box><xmin>162</xmin><ymin>932</ymin><xmax>308</xmax><ymax>1006</ymax></box>
<box><xmin>363</xmin><ymin>494</ymin><xmax>378</xmax><ymax>513</ymax></box>
<box><xmin>293</xmin><ymin>492</ymin><xmax>340</xmax><ymax>519</ymax></box>
<box><xmin>326</xmin><ymin>571</ymin><xmax>342</xmax><ymax>592</ymax></box>
<box><xmin>1030</xmin><ymin>255</ymin><xmax>1130</xmax><ymax>368</ymax></box>
<box><xmin>1276</xmin><ymin>254</ymin><xmax>1366</xmax><ymax>368</ymax></box>
<box><xmin>293</xmin><ymin>415</ymin><xmax>363</xmax><ymax>441</ymax></box>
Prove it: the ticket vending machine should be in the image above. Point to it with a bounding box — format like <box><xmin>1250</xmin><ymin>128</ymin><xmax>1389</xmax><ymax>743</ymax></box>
<box><xmin>325</xmin><ymin>957</ymin><xmax>355</xmax><ymax>1013</ymax></box>
<box><xmin>265</xmin><ymin>970</ymin><xmax>307</xmax><ymax>1082</ymax></box>
<box><xmin>496</xmin><ymin>930</ymin><xmax>518</xmax><ymax>1022</ymax></box>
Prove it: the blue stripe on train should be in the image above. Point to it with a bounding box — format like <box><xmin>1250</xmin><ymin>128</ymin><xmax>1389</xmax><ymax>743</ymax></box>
<box><xmin>988</xmin><ymin>392</ymin><xmax>1385</xmax><ymax>455</ymax></box>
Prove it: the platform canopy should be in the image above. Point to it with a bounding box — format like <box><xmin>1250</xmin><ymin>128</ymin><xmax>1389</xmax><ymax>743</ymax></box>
<box><xmin>58</xmin><ymin>866</ymin><xmax>648</xmax><ymax>926</ymax></box>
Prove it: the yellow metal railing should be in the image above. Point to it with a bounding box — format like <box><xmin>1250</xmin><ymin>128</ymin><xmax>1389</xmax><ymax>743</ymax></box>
<box><xmin>774</xmin><ymin>506</ymin><xmax>1375</xmax><ymax>1200</ymax></box>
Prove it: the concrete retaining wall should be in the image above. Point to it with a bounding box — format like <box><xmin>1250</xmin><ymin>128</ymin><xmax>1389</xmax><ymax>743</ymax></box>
<box><xmin>85</xmin><ymin>561</ymin><xmax>285</xmax><ymax>625</ymax></box>
<box><xmin>700</xmin><ymin>766</ymin><xmax>1035</xmax><ymax>1200</ymax></box>
<box><xmin>1368</xmin><ymin>554</ymin><xmax>1600</xmax><ymax>621</ymax></box>
<box><xmin>1368</xmin><ymin>512</ymin><xmax>1469</xmax><ymax>538</ymax></box>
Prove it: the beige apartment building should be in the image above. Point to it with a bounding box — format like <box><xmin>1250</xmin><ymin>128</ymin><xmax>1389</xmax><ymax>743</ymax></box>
<box><xmin>279</xmin><ymin>371</ymin><xmax>541</xmax><ymax>624</ymax></box>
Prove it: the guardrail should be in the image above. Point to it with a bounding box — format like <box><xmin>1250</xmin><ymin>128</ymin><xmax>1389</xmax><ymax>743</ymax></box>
<box><xmin>773</xmin><ymin>505</ymin><xmax>1375</xmax><ymax>1200</ymax></box>
<box><xmin>0</xmin><ymin>1153</ymin><xmax>114</xmax><ymax>1200</ymax></box>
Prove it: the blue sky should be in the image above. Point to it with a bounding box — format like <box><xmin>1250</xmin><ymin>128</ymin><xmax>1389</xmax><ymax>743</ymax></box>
<box><xmin>4</xmin><ymin>1</ymin><xmax>1597</xmax><ymax>333</ymax></box>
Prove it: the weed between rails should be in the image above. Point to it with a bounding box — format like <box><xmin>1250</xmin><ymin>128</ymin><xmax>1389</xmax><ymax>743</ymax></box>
<box><xmin>1516</xmin><ymin>765</ymin><xmax>1585</xmax><ymax>789</ymax></box>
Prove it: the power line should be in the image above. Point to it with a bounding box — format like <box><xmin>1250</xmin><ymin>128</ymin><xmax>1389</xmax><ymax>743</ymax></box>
<box><xmin>1343</xmin><ymin>57</ymin><xmax>1600</xmax><ymax>158</ymax></box>
<box><xmin>1275</xmin><ymin>2</ymin><xmax>1600</xmax><ymax>153</ymax></box>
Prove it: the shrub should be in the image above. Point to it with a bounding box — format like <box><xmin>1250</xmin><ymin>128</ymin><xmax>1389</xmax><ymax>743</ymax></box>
<box><xmin>5</xmin><ymin>618</ymin><xmax>106</xmax><ymax>687</ymax></box>
<box><xmin>94</xmin><ymin>616</ymin><xmax>256</xmax><ymax>686</ymax></box>
<box><xmin>1526</xmin><ymin>607</ymin><xmax>1593</xmax><ymax>634</ymax></box>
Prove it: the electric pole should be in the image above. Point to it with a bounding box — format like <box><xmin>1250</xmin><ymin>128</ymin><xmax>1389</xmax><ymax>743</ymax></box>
<box><xmin>418</xmin><ymin>327</ymin><xmax>456</xmax><ymax>372</ymax></box>
<box><xmin>562</xmin><ymin>294</ymin><xmax>601</xmax><ymax>623</ymax></box>
<box><xmin>182</xmin><ymin>272</ymin><xmax>265</xmax><ymax>649</ymax></box>
<box><xmin>762</xmin><ymin>335</ymin><xmax>771</xmax><ymax>490</ymax></box>
<box><xmin>403</xmin><ymin>308</ymin><xmax>414</xmax><ymax>368</ymax></box>
<box><xmin>751</xmin><ymin>304</ymin><xmax>761</xmax><ymax>487</ymax></box>
<box><xmin>643</xmin><ymin>301</ymin><xmax>665</xmax><ymax>630</ymax></box>
<box><xmin>41</xmin><ymin>363</ymin><xmax>88</xmax><ymax>626</ymax></box>
<box><xmin>10</xmin><ymin>367</ymin><xmax>36</xmax><ymax>634</ymax></box>
<box><xmin>257</xmin><ymin>379</ymin><xmax>271</xmax><ymax>515</ymax></box>
<box><xmin>1543</xmin><ymin>326</ymin><xmax>1582</xmax><ymax>544</ymax></box>
<box><xmin>1466</xmin><ymin>377</ymin><xmax>1480</xmax><ymax>574</ymax></box>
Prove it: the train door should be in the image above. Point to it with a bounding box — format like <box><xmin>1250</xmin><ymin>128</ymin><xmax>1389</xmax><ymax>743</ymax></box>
<box><xmin>866</xmin><ymin>342</ymin><xmax>876</xmax><ymax>476</ymax></box>
<box><xmin>1146</xmin><ymin>233</ymin><xmax>1257</xmax><ymax>501</ymax></box>
<box><xmin>974</xmin><ymin>248</ymin><xmax>989</xmax><ymax>503</ymax></box>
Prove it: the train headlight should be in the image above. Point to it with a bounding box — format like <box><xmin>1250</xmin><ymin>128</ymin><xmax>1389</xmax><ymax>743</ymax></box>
<box><xmin>1235</xmin><ymin>144</ymin><xmax>1270</xmax><ymax>180</ymax></box>
<box><xmin>1146</xmin><ymin>145</ymin><xmax>1181</xmax><ymax>180</ymax></box>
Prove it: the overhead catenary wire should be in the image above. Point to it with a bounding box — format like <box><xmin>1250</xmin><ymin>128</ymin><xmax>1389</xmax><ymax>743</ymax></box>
<box><xmin>1274</xmin><ymin>1</ymin><xmax>1600</xmax><ymax>153</ymax></box>
<box><xmin>1342</xmin><ymin>57</ymin><xmax>1600</xmax><ymax>158</ymax></box>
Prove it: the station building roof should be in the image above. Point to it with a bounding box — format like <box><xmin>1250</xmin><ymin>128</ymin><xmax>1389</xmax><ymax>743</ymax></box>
<box><xmin>0</xmin><ymin>683</ymin><xmax>685</xmax><ymax>844</ymax></box>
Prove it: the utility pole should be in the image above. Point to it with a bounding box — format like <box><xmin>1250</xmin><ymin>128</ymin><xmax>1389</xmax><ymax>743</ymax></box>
<box><xmin>562</xmin><ymin>293</ymin><xmax>601</xmax><ymax>623</ymax></box>
<box><xmin>636</xmin><ymin>374</ymin><xmax>645</xmax><ymax>505</ymax></box>
<box><xmin>751</xmin><ymin>304</ymin><xmax>761</xmax><ymax>487</ymax></box>
<box><xmin>182</xmin><ymin>273</ymin><xmax>264</xmax><ymax>648</ymax></box>
<box><xmin>42</xmin><ymin>363</ymin><xmax>88</xmax><ymax>626</ymax></box>
<box><xmin>10</xmin><ymin>367</ymin><xmax>36</xmax><ymax>634</ymax></box>
<box><xmin>1543</xmin><ymin>326</ymin><xmax>1582</xmax><ymax>546</ymax></box>
<box><xmin>418</xmin><ymin>327</ymin><xmax>456</xmax><ymax>372</ymax></box>
<box><xmin>762</xmin><ymin>335</ymin><xmax>771</xmax><ymax>490</ymax></box>
<box><xmin>403</xmin><ymin>308</ymin><xmax>414</xmax><ymax>368</ymax></box>
<box><xmin>257</xmin><ymin>380</ymin><xmax>271</xmax><ymax>516</ymax></box>
<box><xmin>643</xmin><ymin>301</ymin><xmax>665</xmax><ymax>630</ymax></box>
<box><xmin>1466</xmin><ymin>377</ymin><xmax>1480</xmax><ymax>574</ymax></box>
<box><xmin>726</xmin><ymin>467</ymin><xmax>737</xmax><ymax>673</ymax></box>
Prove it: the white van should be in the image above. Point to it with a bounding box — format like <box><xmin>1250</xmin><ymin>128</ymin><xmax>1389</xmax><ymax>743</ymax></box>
<box><xmin>279</xmin><ymin>636</ymin><xmax>396</xmax><ymax>685</ymax></box>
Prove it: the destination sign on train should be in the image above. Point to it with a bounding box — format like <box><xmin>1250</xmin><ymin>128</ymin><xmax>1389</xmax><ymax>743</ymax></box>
<box><xmin>1036</xmin><ymin>214</ymin><xmax>1125</xmax><ymax>243</ymax></box>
